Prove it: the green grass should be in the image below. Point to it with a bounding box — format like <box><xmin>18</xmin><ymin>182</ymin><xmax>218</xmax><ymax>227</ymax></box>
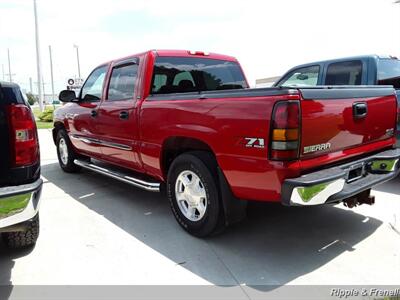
<box><xmin>0</xmin><ymin>193</ymin><xmax>31</xmax><ymax>219</ymax></box>
<box><xmin>371</xmin><ymin>159</ymin><xmax>397</xmax><ymax>172</ymax></box>
<box><xmin>32</xmin><ymin>107</ymin><xmax>41</xmax><ymax>116</ymax></box>
<box><xmin>297</xmin><ymin>182</ymin><xmax>329</xmax><ymax>202</ymax></box>
<box><xmin>36</xmin><ymin>121</ymin><xmax>54</xmax><ymax>129</ymax></box>
<box><xmin>32</xmin><ymin>106</ymin><xmax>54</xmax><ymax>130</ymax></box>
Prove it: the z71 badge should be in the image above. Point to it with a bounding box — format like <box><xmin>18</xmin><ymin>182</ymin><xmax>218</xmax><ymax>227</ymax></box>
<box><xmin>244</xmin><ymin>138</ymin><xmax>265</xmax><ymax>149</ymax></box>
<box><xmin>303</xmin><ymin>143</ymin><xmax>331</xmax><ymax>154</ymax></box>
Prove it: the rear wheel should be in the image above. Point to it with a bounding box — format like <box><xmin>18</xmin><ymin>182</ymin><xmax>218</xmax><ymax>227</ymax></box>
<box><xmin>3</xmin><ymin>214</ymin><xmax>40</xmax><ymax>249</ymax></box>
<box><xmin>167</xmin><ymin>152</ymin><xmax>222</xmax><ymax>237</ymax></box>
<box><xmin>56</xmin><ymin>129</ymin><xmax>82</xmax><ymax>173</ymax></box>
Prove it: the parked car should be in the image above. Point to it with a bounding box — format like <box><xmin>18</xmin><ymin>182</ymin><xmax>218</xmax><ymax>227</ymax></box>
<box><xmin>54</xmin><ymin>50</ymin><xmax>400</xmax><ymax>237</ymax></box>
<box><xmin>0</xmin><ymin>81</ymin><xmax>42</xmax><ymax>248</ymax></box>
<box><xmin>274</xmin><ymin>55</ymin><xmax>400</xmax><ymax>145</ymax></box>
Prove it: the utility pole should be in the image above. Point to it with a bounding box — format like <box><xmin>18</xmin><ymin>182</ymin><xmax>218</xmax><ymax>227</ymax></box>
<box><xmin>49</xmin><ymin>45</ymin><xmax>55</xmax><ymax>102</ymax></box>
<box><xmin>42</xmin><ymin>76</ymin><xmax>46</xmax><ymax>103</ymax></box>
<box><xmin>73</xmin><ymin>44</ymin><xmax>81</xmax><ymax>80</ymax></box>
<box><xmin>33</xmin><ymin>0</ymin><xmax>44</xmax><ymax>112</ymax></box>
<box><xmin>7</xmin><ymin>49</ymin><xmax>12</xmax><ymax>82</ymax></box>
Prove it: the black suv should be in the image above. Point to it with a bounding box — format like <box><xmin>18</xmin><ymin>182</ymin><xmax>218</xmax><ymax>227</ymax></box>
<box><xmin>0</xmin><ymin>81</ymin><xmax>42</xmax><ymax>248</ymax></box>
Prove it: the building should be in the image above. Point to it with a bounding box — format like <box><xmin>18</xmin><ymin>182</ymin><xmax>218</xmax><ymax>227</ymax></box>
<box><xmin>255</xmin><ymin>76</ymin><xmax>281</xmax><ymax>88</ymax></box>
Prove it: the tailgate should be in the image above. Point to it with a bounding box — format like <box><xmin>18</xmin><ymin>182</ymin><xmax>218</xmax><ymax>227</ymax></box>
<box><xmin>299</xmin><ymin>87</ymin><xmax>397</xmax><ymax>160</ymax></box>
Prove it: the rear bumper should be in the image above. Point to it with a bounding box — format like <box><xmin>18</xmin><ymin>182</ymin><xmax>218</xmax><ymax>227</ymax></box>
<box><xmin>281</xmin><ymin>148</ymin><xmax>400</xmax><ymax>206</ymax></box>
<box><xmin>0</xmin><ymin>178</ymin><xmax>43</xmax><ymax>228</ymax></box>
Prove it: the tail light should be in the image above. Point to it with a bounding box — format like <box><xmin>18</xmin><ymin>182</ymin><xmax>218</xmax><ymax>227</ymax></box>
<box><xmin>270</xmin><ymin>101</ymin><xmax>300</xmax><ymax>160</ymax></box>
<box><xmin>6</xmin><ymin>104</ymin><xmax>39</xmax><ymax>167</ymax></box>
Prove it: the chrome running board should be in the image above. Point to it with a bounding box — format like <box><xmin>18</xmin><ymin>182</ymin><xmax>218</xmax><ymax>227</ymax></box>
<box><xmin>74</xmin><ymin>159</ymin><xmax>160</xmax><ymax>192</ymax></box>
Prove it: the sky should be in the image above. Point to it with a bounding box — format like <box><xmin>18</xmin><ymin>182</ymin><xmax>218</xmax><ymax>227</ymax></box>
<box><xmin>0</xmin><ymin>0</ymin><xmax>399</xmax><ymax>95</ymax></box>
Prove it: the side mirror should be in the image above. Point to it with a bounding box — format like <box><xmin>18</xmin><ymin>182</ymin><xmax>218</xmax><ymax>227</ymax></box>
<box><xmin>296</xmin><ymin>74</ymin><xmax>309</xmax><ymax>81</ymax></box>
<box><xmin>59</xmin><ymin>90</ymin><xmax>77</xmax><ymax>102</ymax></box>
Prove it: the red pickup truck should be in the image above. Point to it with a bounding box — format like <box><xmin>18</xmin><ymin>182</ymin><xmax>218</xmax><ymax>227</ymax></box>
<box><xmin>54</xmin><ymin>50</ymin><xmax>400</xmax><ymax>237</ymax></box>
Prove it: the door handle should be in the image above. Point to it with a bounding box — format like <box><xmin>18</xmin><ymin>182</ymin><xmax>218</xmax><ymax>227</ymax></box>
<box><xmin>91</xmin><ymin>110</ymin><xmax>97</xmax><ymax>118</ymax></box>
<box><xmin>119</xmin><ymin>111</ymin><xmax>129</xmax><ymax>120</ymax></box>
<box><xmin>353</xmin><ymin>102</ymin><xmax>367</xmax><ymax>119</ymax></box>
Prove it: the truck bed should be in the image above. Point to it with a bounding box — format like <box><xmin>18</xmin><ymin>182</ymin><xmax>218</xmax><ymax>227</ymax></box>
<box><xmin>141</xmin><ymin>85</ymin><xmax>396</xmax><ymax>202</ymax></box>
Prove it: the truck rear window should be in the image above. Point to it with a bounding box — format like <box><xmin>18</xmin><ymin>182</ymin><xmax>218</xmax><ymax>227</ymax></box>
<box><xmin>378</xmin><ymin>59</ymin><xmax>400</xmax><ymax>89</ymax></box>
<box><xmin>151</xmin><ymin>57</ymin><xmax>247</xmax><ymax>94</ymax></box>
<box><xmin>0</xmin><ymin>86</ymin><xmax>25</xmax><ymax>104</ymax></box>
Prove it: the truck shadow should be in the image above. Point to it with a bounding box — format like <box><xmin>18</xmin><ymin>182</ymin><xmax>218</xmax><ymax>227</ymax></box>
<box><xmin>41</xmin><ymin>162</ymin><xmax>384</xmax><ymax>289</ymax></box>
<box><xmin>0</xmin><ymin>240</ymin><xmax>34</xmax><ymax>299</ymax></box>
<box><xmin>372</xmin><ymin>175</ymin><xmax>400</xmax><ymax>194</ymax></box>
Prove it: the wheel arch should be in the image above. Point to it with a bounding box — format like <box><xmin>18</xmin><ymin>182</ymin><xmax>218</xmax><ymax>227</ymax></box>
<box><xmin>52</xmin><ymin>121</ymin><xmax>66</xmax><ymax>145</ymax></box>
<box><xmin>161</xmin><ymin>136</ymin><xmax>247</xmax><ymax>228</ymax></box>
<box><xmin>160</xmin><ymin>136</ymin><xmax>216</xmax><ymax>179</ymax></box>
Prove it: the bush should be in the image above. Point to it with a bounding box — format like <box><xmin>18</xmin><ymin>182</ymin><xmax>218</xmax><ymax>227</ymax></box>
<box><xmin>38</xmin><ymin>108</ymin><xmax>54</xmax><ymax>122</ymax></box>
<box><xmin>26</xmin><ymin>93</ymin><xmax>37</xmax><ymax>106</ymax></box>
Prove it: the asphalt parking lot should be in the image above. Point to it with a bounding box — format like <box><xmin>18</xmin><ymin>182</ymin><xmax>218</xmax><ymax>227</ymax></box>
<box><xmin>1</xmin><ymin>130</ymin><xmax>399</xmax><ymax>290</ymax></box>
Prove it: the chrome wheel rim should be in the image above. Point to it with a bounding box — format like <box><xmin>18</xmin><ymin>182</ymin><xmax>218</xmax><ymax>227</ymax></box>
<box><xmin>59</xmin><ymin>138</ymin><xmax>69</xmax><ymax>165</ymax></box>
<box><xmin>175</xmin><ymin>170</ymin><xmax>208</xmax><ymax>222</ymax></box>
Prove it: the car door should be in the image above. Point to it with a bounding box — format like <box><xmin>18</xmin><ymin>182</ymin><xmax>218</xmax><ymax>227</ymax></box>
<box><xmin>67</xmin><ymin>64</ymin><xmax>108</xmax><ymax>158</ymax></box>
<box><xmin>95</xmin><ymin>58</ymin><xmax>142</xmax><ymax>171</ymax></box>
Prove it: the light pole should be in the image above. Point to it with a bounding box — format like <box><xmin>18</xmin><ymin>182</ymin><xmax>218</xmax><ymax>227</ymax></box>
<box><xmin>33</xmin><ymin>0</ymin><xmax>44</xmax><ymax>112</ymax></box>
<box><xmin>7</xmin><ymin>48</ymin><xmax>12</xmax><ymax>82</ymax></box>
<box><xmin>73</xmin><ymin>44</ymin><xmax>81</xmax><ymax>80</ymax></box>
<box><xmin>42</xmin><ymin>76</ymin><xmax>46</xmax><ymax>102</ymax></box>
<box><xmin>49</xmin><ymin>45</ymin><xmax>55</xmax><ymax>104</ymax></box>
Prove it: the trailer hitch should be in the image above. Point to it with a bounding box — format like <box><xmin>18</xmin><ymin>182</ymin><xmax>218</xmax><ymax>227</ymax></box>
<box><xmin>343</xmin><ymin>189</ymin><xmax>375</xmax><ymax>208</ymax></box>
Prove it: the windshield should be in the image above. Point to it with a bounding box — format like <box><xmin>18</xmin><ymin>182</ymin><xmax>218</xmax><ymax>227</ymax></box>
<box><xmin>277</xmin><ymin>65</ymin><xmax>320</xmax><ymax>87</ymax></box>
<box><xmin>378</xmin><ymin>59</ymin><xmax>400</xmax><ymax>89</ymax></box>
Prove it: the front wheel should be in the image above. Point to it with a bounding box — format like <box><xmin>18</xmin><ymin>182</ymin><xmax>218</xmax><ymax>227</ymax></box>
<box><xmin>56</xmin><ymin>129</ymin><xmax>82</xmax><ymax>173</ymax></box>
<box><xmin>167</xmin><ymin>152</ymin><xmax>221</xmax><ymax>237</ymax></box>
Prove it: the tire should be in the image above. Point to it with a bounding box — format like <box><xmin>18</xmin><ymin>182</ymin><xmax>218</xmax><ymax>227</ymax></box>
<box><xmin>167</xmin><ymin>151</ymin><xmax>221</xmax><ymax>237</ymax></box>
<box><xmin>3</xmin><ymin>214</ymin><xmax>40</xmax><ymax>249</ymax></box>
<box><xmin>56</xmin><ymin>129</ymin><xmax>82</xmax><ymax>173</ymax></box>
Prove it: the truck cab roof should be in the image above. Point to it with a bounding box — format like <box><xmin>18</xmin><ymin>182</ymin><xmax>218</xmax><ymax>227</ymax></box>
<box><xmin>0</xmin><ymin>81</ymin><xmax>20</xmax><ymax>88</ymax></box>
<box><xmin>97</xmin><ymin>49</ymin><xmax>239</xmax><ymax>69</ymax></box>
<box><xmin>275</xmin><ymin>55</ymin><xmax>400</xmax><ymax>88</ymax></box>
<box><xmin>286</xmin><ymin>54</ymin><xmax>399</xmax><ymax>70</ymax></box>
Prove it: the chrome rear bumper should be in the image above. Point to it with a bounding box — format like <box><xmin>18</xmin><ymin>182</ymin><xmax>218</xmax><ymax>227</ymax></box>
<box><xmin>282</xmin><ymin>148</ymin><xmax>400</xmax><ymax>206</ymax></box>
<box><xmin>0</xmin><ymin>178</ymin><xmax>42</xmax><ymax>228</ymax></box>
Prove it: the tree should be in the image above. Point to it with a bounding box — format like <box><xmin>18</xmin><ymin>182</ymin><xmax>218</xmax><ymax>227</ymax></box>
<box><xmin>26</xmin><ymin>93</ymin><xmax>38</xmax><ymax>105</ymax></box>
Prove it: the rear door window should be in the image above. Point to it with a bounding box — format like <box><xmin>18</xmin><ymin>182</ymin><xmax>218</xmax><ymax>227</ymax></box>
<box><xmin>278</xmin><ymin>65</ymin><xmax>320</xmax><ymax>87</ymax></box>
<box><xmin>325</xmin><ymin>60</ymin><xmax>363</xmax><ymax>85</ymax></box>
<box><xmin>107</xmin><ymin>63</ymin><xmax>139</xmax><ymax>101</ymax></box>
<box><xmin>151</xmin><ymin>57</ymin><xmax>248</xmax><ymax>94</ymax></box>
